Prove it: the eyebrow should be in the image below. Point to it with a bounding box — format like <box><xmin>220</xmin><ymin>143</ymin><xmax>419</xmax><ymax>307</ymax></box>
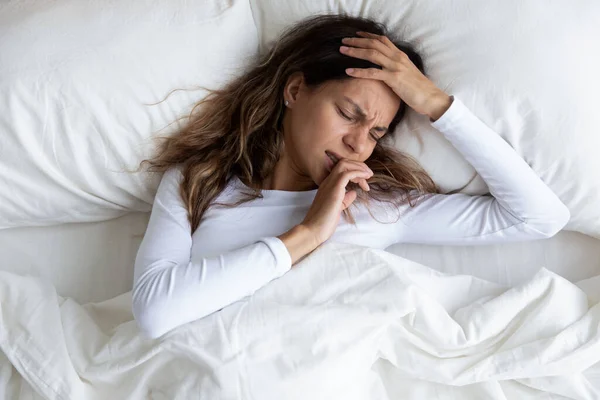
<box><xmin>343</xmin><ymin>96</ymin><xmax>389</xmax><ymax>133</ymax></box>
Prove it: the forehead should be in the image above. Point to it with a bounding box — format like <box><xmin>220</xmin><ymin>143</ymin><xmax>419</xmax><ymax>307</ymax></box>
<box><xmin>319</xmin><ymin>78</ymin><xmax>401</xmax><ymax>119</ymax></box>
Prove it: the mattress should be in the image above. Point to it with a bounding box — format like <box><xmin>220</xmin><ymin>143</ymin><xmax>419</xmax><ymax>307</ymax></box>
<box><xmin>0</xmin><ymin>213</ymin><xmax>597</xmax><ymax>305</ymax></box>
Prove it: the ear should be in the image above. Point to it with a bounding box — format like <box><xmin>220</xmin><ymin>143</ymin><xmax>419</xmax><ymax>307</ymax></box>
<box><xmin>283</xmin><ymin>71</ymin><xmax>305</xmax><ymax>107</ymax></box>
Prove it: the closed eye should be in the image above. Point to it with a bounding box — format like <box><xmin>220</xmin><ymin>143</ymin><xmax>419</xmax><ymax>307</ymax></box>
<box><xmin>337</xmin><ymin>106</ymin><xmax>384</xmax><ymax>143</ymax></box>
<box><xmin>337</xmin><ymin>107</ymin><xmax>354</xmax><ymax>121</ymax></box>
<box><xmin>370</xmin><ymin>131</ymin><xmax>383</xmax><ymax>142</ymax></box>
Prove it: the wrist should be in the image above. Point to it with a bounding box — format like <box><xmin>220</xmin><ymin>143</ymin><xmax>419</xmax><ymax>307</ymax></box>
<box><xmin>277</xmin><ymin>224</ymin><xmax>321</xmax><ymax>265</ymax></box>
<box><xmin>427</xmin><ymin>93</ymin><xmax>453</xmax><ymax>122</ymax></box>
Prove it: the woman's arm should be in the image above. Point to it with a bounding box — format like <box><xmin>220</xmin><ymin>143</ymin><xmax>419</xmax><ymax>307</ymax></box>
<box><xmin>394</xmin><ymin>96</ymin><xmax>570</xmax><ymax>245</ymax></box>
<box><xmin>132</xmin><ymin>167</ymin><xmax>300</xmax><ymax>339</ymax></box>
<box><xmin>337</xmin><ymin>33</ymin><xmax>568</xmax><ymax>245</ymax></box>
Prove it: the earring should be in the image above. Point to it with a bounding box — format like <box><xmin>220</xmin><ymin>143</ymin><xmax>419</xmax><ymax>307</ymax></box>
<box><xmin>284</xmin><ymin>100</ymin><xmax>289</xmax><ymax>107</ymax></box>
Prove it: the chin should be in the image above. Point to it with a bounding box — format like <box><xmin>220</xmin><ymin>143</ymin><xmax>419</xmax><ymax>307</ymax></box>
<box><xmin>314</xmin><ymin>168</ymin><xmax>330</xmax><ymax>186</ymax></box>
<box><xmin>307</xmin><ymin>156</ymin><xmax>330</xmax><ymax>187</ymax></box>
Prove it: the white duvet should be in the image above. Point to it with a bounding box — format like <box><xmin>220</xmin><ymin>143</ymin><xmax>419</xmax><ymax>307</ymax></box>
<box><xmin>1</xmin><ymin>242</ymin><xmax>599</xmax><ymax>399</ymax></box>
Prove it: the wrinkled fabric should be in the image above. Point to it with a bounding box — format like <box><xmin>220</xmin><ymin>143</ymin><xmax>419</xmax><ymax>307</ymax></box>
<box><xmin>1</xmin><ymin>242</ymin><xmax>599</xmax><ymax>399</ymax></box>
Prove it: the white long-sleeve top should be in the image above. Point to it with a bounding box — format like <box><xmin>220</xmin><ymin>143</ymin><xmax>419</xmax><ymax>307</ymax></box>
<box><xmin>132</xmin><ymin>97</ymin><xmax>570</xmax><ymax>339</ymax></box>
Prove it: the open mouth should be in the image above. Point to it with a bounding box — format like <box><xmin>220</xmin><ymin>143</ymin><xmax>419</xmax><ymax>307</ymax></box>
<box><xmin>325</xmin><ymin>151</ymin><xmax>340</xmax><ymax>165</ymax></box>
<box><xmin>324</xmin><ymin>151</ymin><xmax>340</xmax><ymax>172</ymax></box>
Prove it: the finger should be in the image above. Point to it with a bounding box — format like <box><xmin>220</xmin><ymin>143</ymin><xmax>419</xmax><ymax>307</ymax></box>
<box><xmin>348</xmin><ymin>177</ymin><xmax>369</xmax><ymax>191</ymax></box>
<box><xmin>339</xmin><ymin>46</ymin><xmax>394</xmax><ymax>69</ymax></box>
<box><xmin>352</xmin><ymin>177</ymin><xmax>370</xmax><ymax>192</ymax></box>
<box><xmin>356</xmin><ymin>31</ymin><xmax>397</xmax><ymax>51</ymax></box>
<box><xmin>362</xmin><ymin>178</ymin><xmax>370</xmax><ymax>192</ymax></box>
<box><xmin>341</xmin><ymin>36</ymin><xmax>394</xmax><ymax>58</ymax></box>
<box><xmin>342</xmin><ymin>190</ymin><xmax>357</xmax><ymax>210</ymax></box>
<box><xmin>335</xmin><ymin>158</ymin><xmax>373</xmax><ymax>175</ymax></box>
<box><xmin>345</xmin><ymin>67</ymin><xmax>389</xmax><ymax>82</ymax></box>
<box><xmin>339</xmin><ymin>170</ymin><xmax>372</xmax><ymax>189</ymax></box>
<box><xmin>348</xmin><ymin>176</ymin><xmax>370</xmax><ymax>192</ymax></box>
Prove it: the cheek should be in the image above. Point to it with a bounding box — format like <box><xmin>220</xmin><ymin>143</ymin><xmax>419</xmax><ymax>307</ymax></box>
<box><xmin>291</xmin><ymin>104</ymin><xmax>340</xmax><ymax>148</ymax></box>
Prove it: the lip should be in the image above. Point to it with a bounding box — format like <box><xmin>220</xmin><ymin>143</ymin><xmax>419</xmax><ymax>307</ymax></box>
<box><xmin>327</xmin><ymin>150</ymin><xmax>343</xmax><ymax>161</ymax></box>
<box><xmin>325</xmin><ymin>152</ymin><xmax>335</xmax><ymax>172</ymax></box>
<box><xmin>324</xmin><ymin>150</ymin><xmax>342</xmax><ymax>172</ymax></box>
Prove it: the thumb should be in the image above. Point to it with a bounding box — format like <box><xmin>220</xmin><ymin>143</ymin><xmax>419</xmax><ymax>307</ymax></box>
<box><xmin>341</xmin><ymin>190</ymin><xmax>357</xmax><ymax>210</ymax></box>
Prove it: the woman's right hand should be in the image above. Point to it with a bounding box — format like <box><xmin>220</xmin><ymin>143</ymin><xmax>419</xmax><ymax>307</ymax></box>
<box><xmin>301</xmin><ymin>159</ymin><xmax>373</xmax><ymax>245</ymax></box>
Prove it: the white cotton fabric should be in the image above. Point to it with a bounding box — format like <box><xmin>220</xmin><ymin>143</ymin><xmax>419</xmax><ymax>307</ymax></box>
<box><xmin>1</xmin><ymin>242</ymin><xmax>599</xmax><ymax>399</ymax></box>
<box><xmin>0</xmin><ymin>0</ymin><xmax>258</xmax><ymax>228</ymax></box>
<box><xmin>132</xmin><ymin>97</ymin><xmax>570</xmax><ymax>339</ymax></box>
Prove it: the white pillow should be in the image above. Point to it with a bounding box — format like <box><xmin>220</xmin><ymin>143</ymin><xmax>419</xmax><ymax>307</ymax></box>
<box><xmin>0</xmin><ymin>0</ymin><xmax>258</xmax><ymax>228</ymax></box>
<box><xmin>250</xmin><ymin>0</ymin><xmax>600</xmax><ymax>239</ymax></box>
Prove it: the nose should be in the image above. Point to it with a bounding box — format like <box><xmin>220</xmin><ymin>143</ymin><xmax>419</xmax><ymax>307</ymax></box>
<box><xmin>343</xmin><ymin>127</ymin><xmax>370</xmax><ymax>155</ymax></box>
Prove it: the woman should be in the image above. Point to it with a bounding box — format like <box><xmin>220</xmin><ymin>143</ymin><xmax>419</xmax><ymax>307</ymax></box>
<box><xmin>133</xmin><ymin>15</ymin><xmax>570</xmax><ymax>339</ymax></box>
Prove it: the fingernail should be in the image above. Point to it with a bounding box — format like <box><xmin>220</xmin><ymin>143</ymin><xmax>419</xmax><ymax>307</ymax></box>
<box><xmin>340</xmin><ymin>46</ymin><xmax>349</xmax><ymax>52</ymax></box>
<box><xmin>346</xmin><ymin>68</ymin><xmax>354</xmax><ymax>74</ymax></box>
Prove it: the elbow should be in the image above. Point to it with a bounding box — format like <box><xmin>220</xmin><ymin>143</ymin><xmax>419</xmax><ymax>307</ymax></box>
<box><xmin>546</xmin><ymin>202</ymin><xmax>571</xmax><ymax>237</ymax></box>
<box><xmin>133</xmin><ymin>308</ymin><xmax>163</xmax><ymax>340</ymax></box>
<box><xmin>132</xmin><ymin>287</ymin><xmax>169</xmax><ymax>340</ymax></box>
<box><xmin>533</xmin><ymin>202</ymin><xmax>571</xmax><ymax>238</ymax></box>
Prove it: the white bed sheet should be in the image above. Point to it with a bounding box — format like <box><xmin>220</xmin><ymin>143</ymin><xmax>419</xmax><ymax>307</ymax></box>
<box><xmin>0</xmin><ymin>213</ymin><xmax>598</xmax><ymax>304</ymax></box>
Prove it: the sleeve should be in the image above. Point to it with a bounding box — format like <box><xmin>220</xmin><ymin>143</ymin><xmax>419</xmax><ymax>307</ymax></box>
<box><xmin>394</xmin><ymin>96</ymin><xmax>570</xmax><ymax>245</ymax></box>
<box><xmin>132</xmin><ymin>167</ymin><xmax>292</xmax><ymax>339</ymax></box>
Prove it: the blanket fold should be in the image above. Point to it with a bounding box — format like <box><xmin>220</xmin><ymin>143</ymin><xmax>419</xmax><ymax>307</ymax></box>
<box><xmin>1</xmin><ymin>242</ymin><xmax>599</xmax><ymax>399</ymax></box>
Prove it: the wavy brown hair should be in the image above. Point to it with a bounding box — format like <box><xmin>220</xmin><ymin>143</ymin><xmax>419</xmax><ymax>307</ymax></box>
<box><xmin>139</xmin><ymin>14</ymin><xmax>444</xmax><ymax>233</ymax></box>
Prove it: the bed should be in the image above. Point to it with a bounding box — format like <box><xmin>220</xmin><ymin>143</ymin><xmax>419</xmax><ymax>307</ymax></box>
<box><xmin>1</xmin><ymin>0</ymin><xmax>599</xmax><ymax>399</ymax></box>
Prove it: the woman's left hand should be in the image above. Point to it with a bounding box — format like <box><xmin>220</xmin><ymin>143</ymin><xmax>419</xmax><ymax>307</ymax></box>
<box><xmin>340</xmin><ymin>31</ymin><xmax>452</xmax><ymax>121</ymax></box>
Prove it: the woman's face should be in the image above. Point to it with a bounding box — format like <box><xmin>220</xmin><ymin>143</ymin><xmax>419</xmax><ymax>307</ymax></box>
<box><xmin>281</xmin><ymin>73</ymin><xmax>401</xmax><ymax>189</ymax></box>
